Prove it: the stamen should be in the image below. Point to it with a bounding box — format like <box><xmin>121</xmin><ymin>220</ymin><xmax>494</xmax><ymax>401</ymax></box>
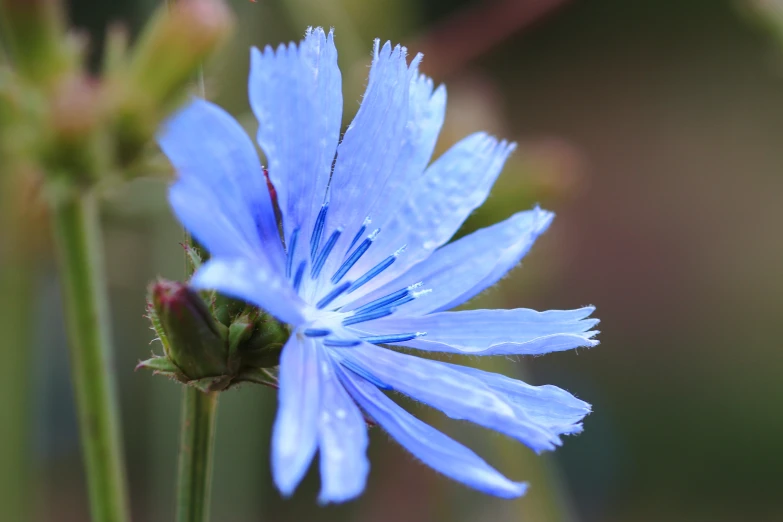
<box><xmin>352</xmin><ymin>283</ymin><xmax>421</xmax><ymax>315</ymax></box>
<box><xmin>341</xmin><ymin>359</ymin><xmax>392</xmax><ymax>390</ymax></box>
<box><xmin>346</xmin><ymin>246</ymin><xmax>405</xmax><ymax>294</ymax></box>
<box><xmin>286</xmin><ymin>228</ymin><xmax>299</xmax><ymax>279</ymax></box>
<box><xmin>316</xmin><ymin>281</ymin><xmax>352</xmax><ymax>310</ymax></box>
<box><xmin>347</xmin><ymin>217</ymin><xmax>371</xmax><ymax>253</ymax></box>
<box><xmin>342</xmin><ymin>306</ymin><xmax>395</xmax><ymax>326</ymax></box>
<box><xmin>323</xmin><ymin>338</ymin><xmax>362</xmax><ymax>347</ymax></box>
<box><xmin>331</xmin><ymin>228</ymin><xmax>380</xmax><ymax>284</ymax></box>
<box><xmin>311</xmin><ymin>228</ymin><xmax>342</xmax><ymax>279</ymax></box>
<box><xmin>360</xmin><ymin>332</ymin><xmax>425</xmax><ymax>344</ymax></box>
<box><xmin>310</xmin><ymin>203</ymin><xmax>328</xmax><ymax>262</ymax></box>
<box><xmin>292</xmin><ymin>260</ymin><xmax>306</xmax><ymax>292</ymax></box>
<box><xmin>304</xmin><ymin>328</ymin><xmax>331</xmax><ymax>337</ymax></box>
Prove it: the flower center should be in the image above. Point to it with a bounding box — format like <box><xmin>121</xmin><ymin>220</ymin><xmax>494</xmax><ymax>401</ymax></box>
<box><xmin>286</xmin><ymin>203</ymin><xmax>429</xmax><ymax>347</ymax></box>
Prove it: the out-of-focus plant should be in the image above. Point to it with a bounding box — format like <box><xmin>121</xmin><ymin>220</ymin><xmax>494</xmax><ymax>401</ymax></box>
<box><xmin>743</xmin><ymin>0</ymin><xmax>783</xmax><ymax>43</ymax></box>
<box><xmin>0</xmin><ymin>1</ymin><xmax>233</xmax><ymax>521</ymax></box>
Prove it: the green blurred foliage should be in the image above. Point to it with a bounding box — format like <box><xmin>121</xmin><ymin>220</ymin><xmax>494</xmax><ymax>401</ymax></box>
<box><xmin>5</xmin><ymin>0</ymin><xmax>783</xmax><ymax>521</ymax></box>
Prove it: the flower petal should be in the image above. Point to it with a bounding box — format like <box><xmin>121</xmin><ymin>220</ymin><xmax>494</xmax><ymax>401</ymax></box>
<box><xmin>271</xmin><ymin>335</ymin><xmax>322</xmax><ymax>496</ymax></box>
<box><xmin>334</xmin><ymin>343</ymin><xmax>562</xmax><ymax>453</ymax></box>
<box><xmin>191</xmin><ymin>258</ymin><xmax>306</xmax><ymax>326</ymax></box>
<box><xmin>345</xmin><ymin>207</ymin><xmax>553</xmax><ymax>314</ymax></box>
<box><xmin>315</xmin><ymin>41</ymin><xmax>420</xmax><ymax>286</ymax></box>
<box><xmin>337</xmin><ymin>365</ymin><xmax>528</xmax><ymax>498</ymax></box>
<box><xmin>334</xmin><ymin>133</ymin><xmax>516</xmax><ymax>303</ymax></box>
<box><xmin>440</xmin><ymin>362</ymin><xmax>591</xmax><ymax>437</ymax></box>
<box><xmin>249</xmin><ymin>27</ymin><xmax>342</xmax><ymax>257</ymax></box>
<box><xmin>317</xmin><ymin>351</ymin><xmax>369</xmax><ymax>504</ymax></box>
<box><xmin>354</xmin><ymin>307</ymin><xmax>599</xmax><ymax>356</ymax></box>
<box><xmin>364</xmin><ymin>74</ymin><xmax>446</xmax><ymax>230</ymax></box>
<box><xmin>169</xmin><ymin>179</ymin><xmax>258</xmax><ymax>259</ymax></box>
<box><xmin>159</xmin><ymin>98</ymin><xmax>284</xmax><ymax>269</ymax></box>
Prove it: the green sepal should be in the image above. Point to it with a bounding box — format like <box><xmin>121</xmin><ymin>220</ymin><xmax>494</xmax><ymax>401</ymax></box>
<box><xmin>189</xmin><ymin>375</ymin><xmax>232</xmax><ymax>393</ymax></box>
<box><xmin>135</xmin><ymin>355</ymin><xmax>180</xmax><ymax>374</ymax></box>
<box><xmin>234</xmin><ymin>367</ymin><xmax>278</xmax><ymax>389</ymax></box>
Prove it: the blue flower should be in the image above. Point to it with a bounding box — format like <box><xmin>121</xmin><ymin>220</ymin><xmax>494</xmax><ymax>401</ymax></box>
<box><xmin>159</xmin><ymin>27</ymin><xmax>599</xmax><ymax>503</ymax></box>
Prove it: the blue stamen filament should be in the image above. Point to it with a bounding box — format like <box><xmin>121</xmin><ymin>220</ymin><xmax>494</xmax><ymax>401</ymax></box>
<box><xmin>341</xmin><ymin>359</ymin><xmax>392</xmax><ymax>390</ymax></box>
<box><xmin>310</xmin><ymin>203</ymin><xmax>328</xmax><ymax>262</ymax></box>
<box><xmin>332</xmin><ymin>229</ymin><xmax>379</xmax><ymax>284</ymax></box>
<box><xmin>286</xmin><ymin>228</ymin><xmax>299</xmax><ymax>279</ymax></box>
<box><xmin>292</xmin><ymin>261</ymin><xmax>306</xmax><ymax>292</ymax></box>
<box><xmin>323</xmin><ymin>338</ymin><xmax>362</xmax><ymax>347</ymax></box>
<box><xmin>304</xmin><ymin>328</ymin><xmax>330</xmax><ymax>337</ymax></box>
<box><xmin>346</xmin><ymin>245</ymin><xmax>406</xmax><ymax>294</ymax></box>
<box><xmin>352</xmin><ymin>283</ymin><xmax>422</xmax><ymax>315</ymax></box>
<box><xmin>346</xmin><ymin>217</ymin><xmax>371</xmax><ymax>254</ymax></box>
<box><xmin>360</xmin><ymin>332</ymin><xmax>425</xmax><ymax>344</ymax></box>
<box><xmin>316</xmin><ymin>281</ymin><xmax>352</xmax><ymax>310</ymax></box>
<box><xmin>342</xmin><ymin>306</ymin><xmax>395</xmax><ymax>326</ymax></box>
<box><xmin>311</xmin><ymin>228</ymin><xmax>342</xmax><ymax>279</ymax></box>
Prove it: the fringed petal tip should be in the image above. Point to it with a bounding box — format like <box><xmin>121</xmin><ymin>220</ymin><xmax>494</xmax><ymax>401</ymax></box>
<box><xmin>317</xmin><ymin>488</ymin><xmax>364</xmax><ymax>506</ymax></box>
<box><xmin>493</xmin><ymin>480</ymin><xmax>529</xmax><ymax>499</ymax></box>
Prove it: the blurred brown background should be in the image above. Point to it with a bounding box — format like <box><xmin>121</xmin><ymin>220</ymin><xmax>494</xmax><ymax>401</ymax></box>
<box><xmin>22</xmin><ymin>0</ymin><xmax>783</xmax><ymax>521</ymax></box>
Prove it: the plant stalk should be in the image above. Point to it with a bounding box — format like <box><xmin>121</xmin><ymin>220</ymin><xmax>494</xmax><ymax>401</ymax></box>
<box><xmin>51</xmin><ymin>189</ymin><xmax>131</xmax><ymax>522</ymax></box>
<box><xmin>176</xmin><ymin>388</ymin><xmax>219</xmax><ymax>522</ymax></box>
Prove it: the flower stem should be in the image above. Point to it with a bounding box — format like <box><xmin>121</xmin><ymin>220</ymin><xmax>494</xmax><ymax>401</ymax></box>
<box><xmin>50</xmin><ymin>190</ymin><xmax>131</xmax><ymax>522</ymax></box>
<box><xmin>176</xmin><ymin>388</ymin><xmax>219</xmax><ymax>522</ymax></box>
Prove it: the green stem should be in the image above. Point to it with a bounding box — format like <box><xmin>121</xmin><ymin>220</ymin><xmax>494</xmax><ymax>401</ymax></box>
<box><xmin>51</xmin><ymin>190</ymin><xmax>131</xmax><ymax>522</ymax></box>
<box><xmin>0</xmin><ymin>173</ymin><xmax>34</xmax><ymax>522</ymax></box>
<box><xmin>176</xmin><ymin>388</ymin><xmax>219</xmax><ymax>522</ymax></box>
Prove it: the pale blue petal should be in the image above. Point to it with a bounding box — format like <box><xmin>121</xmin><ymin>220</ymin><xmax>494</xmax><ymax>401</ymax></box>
<box><xmin>353</xmin><ymin>307</ymin><xmax>599</xmax><ymax>355</ymax></box>
<box><xmin>159</xmin><ymin>98</ymin><xmax>284</xmax><ymax>270</ymax></box>
<box><xmin>316</xmin><ymin>41</ymin><xmax>421</xmax><ymax>287</ymax></box>
<box><xmin>191</xmin><ymin>258</ymin><xmax>306</xmax><ymax>326</ymax></box>
<box><xmin>441</xmin><ymin>362</ymin><xmax>591</xmax><ymax>437</ymax></box>
<box><xmin>344</xmin><ymin>207</ymin><xmax>553</xmax><ymax>315</ymax></box>
<box><xmin>317</xmin><ymin>351</ymin><xmax>369</xmax><ymax>504</ymax></box>
<box><xmin>364</xmin><ymin>74</ymin><xmax>446</xmax><ymax>230</ymax></box>
<box><xmin>271</xmin><ymin>335</ymin><xmax>322</xmax><ymax>496</ymax></box>
<box><xmin>334</xmin><ymin>343</ymin><xmax>563</xmax><ymax>453</ymax></box>
<box><xmin>337</xmin><ymin>365</ymin><xmax>528</xmax><ymax>498</ymax></box>
<box><xmin>332</xmin><ymin>133</ymin><xmax>516</xmax><ymax>304</ymax></box>
<box><xmin>249</xmin><ymin>28</ymin><xmax>342</xmax><ymax>258</ymax></box>
<box><xmin>169</xmin><ymin>179</ymin><xmax>258</xmax><ymax>259</ymax></box>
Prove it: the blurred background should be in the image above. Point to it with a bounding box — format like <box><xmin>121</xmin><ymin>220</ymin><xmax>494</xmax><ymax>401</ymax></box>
<box><xmin>5</xmin><ymin>0</ymin><xmax>783</xmax><ymax>520</ymax></box>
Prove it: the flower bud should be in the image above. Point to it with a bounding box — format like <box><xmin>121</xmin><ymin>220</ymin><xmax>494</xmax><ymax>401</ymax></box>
<box><xmin>148</xmin><ymin>279</ymin><xmax>229</xmax><ymax>382</ymax></box>
<box><xmin>0</xmin><ymin>0</ymin><xmax>79</xmax><ymax>84</ymax></box>
<box><xmin>126</xmin><ymin>0</ymin><xmax>233</xmax><ymax>107</ymax></box>
<box><xmin>107</xmin><ymin>0</ymin><xmax>233</xmax><ymax>168</ymax></box>
<box><xmin>139</xmin><ymin>278</ymin><xmax>290</xmax><ymax>392</ymax></box>
<box><xmin>42</xmin><ymin>73</ymin><xmax>107</xmax><ymax>185</ymax></box>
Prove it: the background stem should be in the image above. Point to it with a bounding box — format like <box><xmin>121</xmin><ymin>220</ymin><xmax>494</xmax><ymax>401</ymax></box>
<box><xmin>51</xmin><ymin>190</ymin><xmax>131</xmax><ymax>522</ymax></box>
<box><xmin>176</xmin><ymin>389</ymin><xmax>219</xmax><ymax>522</ymax></box>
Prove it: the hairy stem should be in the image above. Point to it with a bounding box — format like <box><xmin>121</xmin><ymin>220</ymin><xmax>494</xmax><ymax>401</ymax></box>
<box><xmin>176</xmin><ymin>389</ymin><xmax>219</xmax><ymax>522</ymax></box>
<box><xmin>51</xmin><ymin>190</ymin><xmax>131</xmax><ymax>522</ymax></box>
